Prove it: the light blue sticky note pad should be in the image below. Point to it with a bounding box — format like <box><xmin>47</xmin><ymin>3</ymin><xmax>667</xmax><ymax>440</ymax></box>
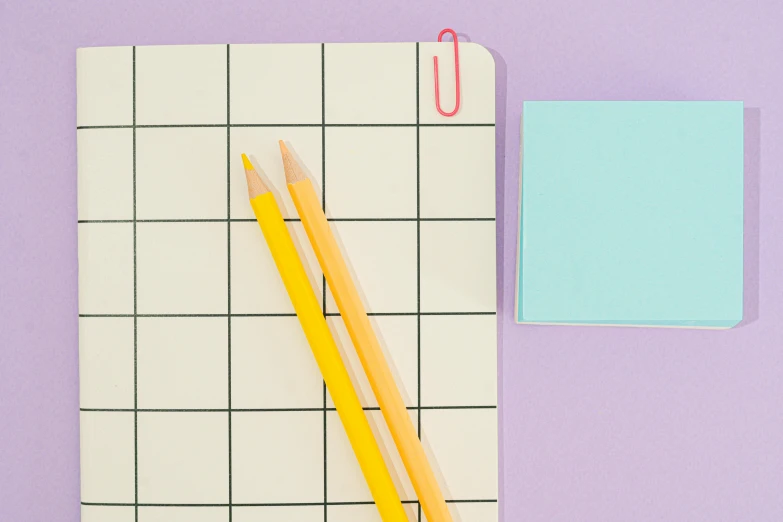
<box><xmin>517</xmin><ymin>101</ymin><xmax>743</xmax><ymax>328</ymax></box>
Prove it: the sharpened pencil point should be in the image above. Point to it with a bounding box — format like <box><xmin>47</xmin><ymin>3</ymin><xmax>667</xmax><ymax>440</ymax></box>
<box><xmin>241</xmin><ymin>153</ymin><xmax>270</xmax><ymax>199</ymax></box>
<box><xmin>241</xmin><ymin>153</ymin><xmax>254</xmax><ymax>172</ymax></box>
<box><xmin>278</xmin><ymin>141</ymin><xmax>307</xmax><ymax>184</ymax></box>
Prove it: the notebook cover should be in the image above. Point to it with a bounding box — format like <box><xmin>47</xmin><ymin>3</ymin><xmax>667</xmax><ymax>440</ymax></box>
<box><xmin>516</xmin><ymin>101</ymin><xmax>743</xmax><ymax>328</ymax></box>
<box><xmin>77</xmin><ymin>42</ymin><xmax>498</xmax><ymax>522</ymax></box>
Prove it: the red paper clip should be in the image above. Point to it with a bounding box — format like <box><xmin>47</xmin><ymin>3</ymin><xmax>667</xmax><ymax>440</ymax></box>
<box><xmin>434</xmin><ymin>28</ymin><xmax>461</xmax><ymax>117</ymax></box>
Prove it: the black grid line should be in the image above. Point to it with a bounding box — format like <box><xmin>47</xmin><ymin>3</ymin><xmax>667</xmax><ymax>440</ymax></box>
<box><xmin>78</xmin><ymin>217</ymin><xmax>495</xmax><ymax>224</ymax></box>
<box><xmin>132</xmin><ymin>45</ymin><xmax>138</xmax><ymax>522</ymax></box>
<box><xmin>80</xmin><ymin>405</ymin><xmax>497</xmax><ymax>413</ymax></box>
<box><xmin>77</xmin><ymin>123</ymin><xmax>494</xmax><ymax>130</ymax></box>
<box><xmin>79</xmin><ymin>312</ymin><xmax>497</xmax><ymax>318</ymax></box>
<box><xmin>226</xmin><ymin>43</ymin><xmax>233</xmax><ymax>522</ymax></box>
<box><xmin>415</xmin><ymin>41</ymin><xmax>423</xmax><ymax>522</ymax></box>
<box><xmin>321</xmin><ymin>42</ymin><xmax>328</xmax><ymax>522</ymax></box>
<box><xmin>82</xmin><ymin>499</ymin><xmax>498</xmax><ymax>507</ymax></box>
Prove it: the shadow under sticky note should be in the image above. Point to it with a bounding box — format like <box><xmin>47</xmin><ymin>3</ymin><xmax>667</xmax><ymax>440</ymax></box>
<box><xmin>517</xmin><ymin>101</ymin><xmax>744</xmax><ymax>328</ymax></box>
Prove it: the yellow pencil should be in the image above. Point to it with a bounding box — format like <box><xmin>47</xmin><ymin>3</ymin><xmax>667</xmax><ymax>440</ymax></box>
<box><xmin>279</xmin><ymin>142</ymin><xmax>453</xmax><ymax>522</ymax></box>
<box><xmin>241</xmin><ymin>154</ymin><xmax>408</xmax><ymax>522</ymax></box>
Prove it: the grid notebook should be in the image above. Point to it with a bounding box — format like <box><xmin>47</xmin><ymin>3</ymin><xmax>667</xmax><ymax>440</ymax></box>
<box><xmin>77</xmin><ymin>42</ymin><xmax>497</xmax><ymax>522</ymax></box>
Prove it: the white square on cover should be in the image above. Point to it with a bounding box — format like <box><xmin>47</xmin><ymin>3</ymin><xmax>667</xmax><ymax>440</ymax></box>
<box><xmin>230</xmin><ymin>44</ymin><xmax>322</xmax><ymax>124</ymax></box>
<box><xmin>420</xmin><ymin>315</ymin><xmax>497</xmax><ymax>407</ymax></box>
<box><xmin>136</xmin><ymin>222</ymin><xmax>228</xmax><ymax>314</ymax></box>
<box><xmin>325</xmin><ymin>127</ymin><xmax>417</xmax><ymax>219</ymax></box>
<box><xmin>80</xmin><ymin>411</ymin><xmax>135</xmax><ymax>503</ymax></box>
<box><xmin>136</xmin><ymin>128</ymin><xmax>227</xmax><ymax>220</ymax></box>
<box><xmin>420</xmin><ymin>126</ymin><xmax>495</xmax><ymax>218</ymax></box>
<box><xmin>230</xmin><ymin>127</ymin><xmax>322</xmax><ymax>220</ymax></box>
<box><xmin>78</xmin><ymin>223</ymin><xmax>134</xmax><ymax>315</ymax></box>
<box><xmin>420</xmin><ymin>408</ymin><xmax>498</xmax><ymax>500</ymax></box>
<box><xmin>138</xmin><ymin>507</ymin><xmax>229</xmax><ymax>522</ymax></box>
<box><xmin>324</xmin><ymin>221</ymin><xmax>417</xmax><ymax>314</ymax></box>
<box><xmin>231</xmin><ymin>411</ymin><xmax>323</xmax><ymax>503</ymax></box>
<box><xmin>418</xmin><ymin>42</ymin><xmax>495</xmax><ymax>124</ymax></box>
<box><xmin>231</xmin><ymin>317</ymin><xmax>323</xmax><ymax>409</ymax></box>
<box><xmin>137</xmin><ymin>317</ymin><xmax>228</xmax><ymax>409</ymax></box>
<box><xmin>328</xmin><ymin>504</ymin><xmax>419</xmax><ymax>522</ymax></box>
<box><xmin>81</xmin><ymin>505</ymin><xmax>136</xmax><ymax>522</ymax></box>
<box><xmin>326</xmin><ymin>315</ymin><xmax>418</xmax><ymax>408</ymax></box>
<box><xmin>77</xmin><ymin>47</ymin><xmax>133</xmax><ymax>126</ymax></box>
<box><xmin>324</xmin><ymin>43</ymin><xmax>416</xmax><ymax>124</ymax></box>
<box><xmin>233</xmin><ymin>506</ymin><xmax>323</xmax><ymax>522</ymax></box>
<box><xmin>136</xmin><ymin>45</ymin><xmax>227</xmax><ymax>125</ymax></box>
<box><xmin>420</xmin><ymin>221</ymin><xmax>496</xmax><ymax>313</ymax></box>
<box><xmin>77</xmin><ymin>129</ymin><xmax>133</xmax><ymax>221</ymax></box>
<box><xmin>327</xmin><ymin>410</ymin><xmax>417</xmax><ymax>502</ymax></box>
<box><xmin>137</xmin><ymin>412</ymin><xmax>229</xmax><ymax>503</ymax></box>
<box><xmin>79</xmin><ymin>317</ymin><xmax>134</xmax><ymax>409</ymax></box>
<box><xmin>230</xmin><ymin>221</ymin><xmax>322</xmax><ymax>314</ymax></box>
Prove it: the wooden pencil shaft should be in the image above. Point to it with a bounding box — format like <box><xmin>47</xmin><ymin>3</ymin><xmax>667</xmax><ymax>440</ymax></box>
<box><xmin>247</xmin><ymin>191</ymin><xmax>408</xmax><ymax>522</ymax></box>
<box><xmin>287</xmin><ymin>178</ymin><xmax>454</xmax><ymax>522</ymax></box>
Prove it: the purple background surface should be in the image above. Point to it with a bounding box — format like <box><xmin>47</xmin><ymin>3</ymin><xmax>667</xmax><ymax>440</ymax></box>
<box><xmin>1</xmin><ymin>1</ymin><xmax>782</xmax><ymax>520</ymax></box>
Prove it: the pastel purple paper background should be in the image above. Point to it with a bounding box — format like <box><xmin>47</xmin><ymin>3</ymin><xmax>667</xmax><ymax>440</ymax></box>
<box><xmin>1</xmin><ymin>0</ymin><xmax>781</xmax><ymax>520</ymax></box>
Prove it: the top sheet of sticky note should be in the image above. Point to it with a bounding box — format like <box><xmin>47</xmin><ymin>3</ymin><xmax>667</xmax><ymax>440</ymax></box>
<box><xmin>517</xmin><ymin>101</ymin><xmax>743</xmax><ymax>328</ymax></box>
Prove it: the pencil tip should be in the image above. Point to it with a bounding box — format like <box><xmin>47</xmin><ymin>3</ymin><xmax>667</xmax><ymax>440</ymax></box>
<box><xmin>241</xmin><ymin>154</ymin><xmax>269</xmax><ymax>198</ymax></box>
<box><xmin>241</xmin><ymin>153</ymin><xmax>254</xmax><ymax>171</ymax></box>
<box><xmin>278</xmin><ymin>141</ymin><xmax>305</xmax><ymax>184</ymax></box>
